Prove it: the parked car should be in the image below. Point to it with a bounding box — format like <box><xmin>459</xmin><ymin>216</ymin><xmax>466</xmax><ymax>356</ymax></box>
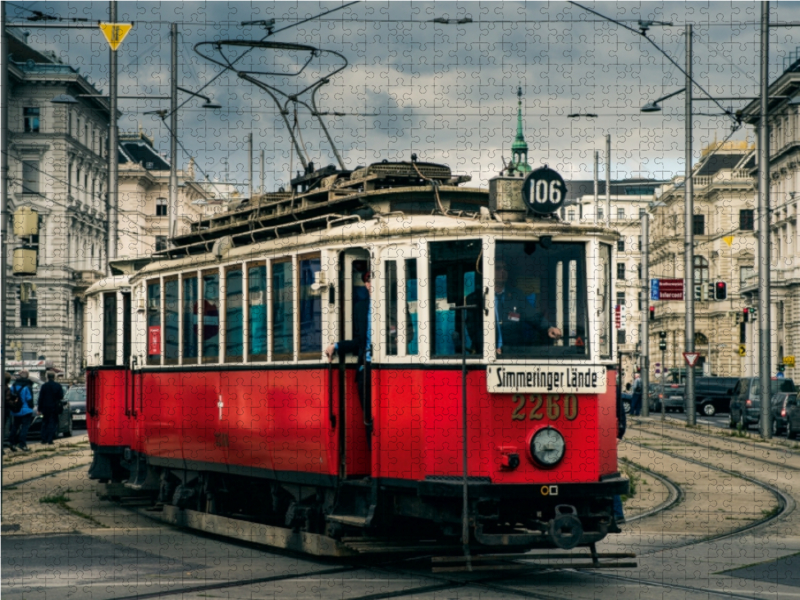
<box><xmin>657</xmin><ymin>384</ymin><xmax>686</xmax><ymax>412</ymax></box>
<box><xmin>730</xmin><ymin>377</ymin><xmax>796</xmax><ymax>429</ymax></box>
<box><xmin>694</xmin><ymin>377</ymin><xmax>739</xmax><ymax>417</ymax></box>
<box><xmin>65</xmin><ymin>386</ymin><xmax>87</xmax><ymax>429</ymax></box>
<box><xmin>26</xmin><ymin>387</ymin><xmax>73</xmax><ymax>440</ymax></box>
<box><xmin>771</xmin><ymin>392</ymin><xmax>796</xmax><ymax>436</ymax></box>
<box><xmin>785</xmin><ymin>394</ymin><xmax>800</xmax><ymax>439</ymax></box>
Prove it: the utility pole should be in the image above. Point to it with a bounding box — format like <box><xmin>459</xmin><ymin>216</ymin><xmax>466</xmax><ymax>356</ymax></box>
<box><xmin>248</xmin><ymin>133</ymin><xmax>254</xmax><ymax>198</ymax></box>
<box><xmin>759</xmin><ymin>2</ymin><xmax>772</xmax><ymax>439</ymax></box>
<box><xmin>1</xmin><ymin>2</ymin><xmax>9</xmax><ymax>379</ymax></box>
<box><xmin>107</xmin><ymin>0</ymin><xmax>119</xmax><ymax>271</ymax></box>
<box><xmin>684</xmin><ymin>24</ymin><xmax>697</xmax><ymax>426</ymax></box>
<box><xmin>260</xmin><ymin>149</ymin><xmax>265</xmax><ymax>194</ymax></box>
<box><xmin>168</xmin><ymin>22</ymin><xmax>178</xmax><ymax>244</ymax></box>
<box><xmin>605</xmin><ymin>135</ymin><xmax>611</xmax><ymax>227</ymax></box>
<box><xmin>593</xmin><ymin>150</ymin><xmax>598</xmax><ymax>225</ymax></box>
<box><xmin>641</xmin><ymin>212</ymin><xmax>650</xmax><ymax>417</ymax></box>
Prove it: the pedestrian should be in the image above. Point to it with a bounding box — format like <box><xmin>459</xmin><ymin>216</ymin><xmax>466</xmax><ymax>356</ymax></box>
<box><xmin>631</xmin><ymin>373</ymin><xmax>643</xmax><ymax>416</ymax></box>
<box><xmin>3</xmin><ymin>372</ymin><xmax>12</xmax><ymax>453</ymax></box>
<box><xmin>38</xmin><ymin>371</ymin><xmax>64</xmax><ymax>446</ymax></box>
<box><xmin>614</xmin><ymin>374</ymin><xmax>628</xmax><ymax>526</ymax></box>
<box><xmin>9</xmin><ymin>370</ymin><xmax>35</xmax><ymax>452</ymax></box>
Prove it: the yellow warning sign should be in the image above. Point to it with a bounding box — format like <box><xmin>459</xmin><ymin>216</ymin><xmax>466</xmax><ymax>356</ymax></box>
<box><xmin>723</xmin><ymin>236</ymin><xmax>734</xmax><ymax>247</ymax></box>
<box><xmin>99</xmin><ymin>23</ymin><xmax>132</xmax><ymax>51</ymax></box>
<box><xmin>738</xmin><ymin>344</ymin><xmax>747</xmax><ymax>357</ymax></box>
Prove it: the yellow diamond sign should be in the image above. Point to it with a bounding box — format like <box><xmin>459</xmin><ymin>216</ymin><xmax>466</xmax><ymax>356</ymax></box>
<box><xmin>723</xmin><ymin>235</ymin><xmax>734</xmax><ymax>247</ymax></box>
<box><xmin>99</xmin><ymin>23</ymin><xmax>132</xmax><ymax>51</ymax></box>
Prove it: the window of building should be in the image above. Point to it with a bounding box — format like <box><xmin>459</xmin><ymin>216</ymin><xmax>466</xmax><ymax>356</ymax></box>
<box><xmin>617</xmin><ymin>329</ymin><xmax>626</xmax><ymax>345</ymax></box>
<box><xmin>248</xmin><ymin>263</ymin><xmax>267</xmax><ymax>361</ymax></box>
<box><xmin>739</xmin><ymin>209</ymin><xmax>754</xmax><ymax>231</ymax></box>
<box><xmin>225</xmin><ymin>267</ymin><xmax>243</xmax><ymax>362</ymax></box>
<box><xmin>155</xmin><ymin>236</ymin><xmax>168</xmax><ymax>252</ymax></box>
<box><xmin>617</xmin><ymin>263</ymin><xmax>626</xmax><ymax>280</ymax></box>
<box><xmin>693</xmin><ymin>214</ymin><xmax>705</xmax><ymax>235</ymax></box>
<box><xmin>616</xmin><ymin>291</ymin><xmax>625</xmax><ymax>307</ymax></box>
<box><xmin>740</xmin><ymin>266</ymin><xmax>755</xmax><ymax>287</ymax></box>
<box><xmin>598</xmin><ymin>208</ymin><xmax>604</xmax><ymax>221</ymax></box>
<box><xmin>637</xmin><ymin>264</ymin><xmax>642</xmax><ymax>280</ymax></box>
<box><xmin>272</xmin><ymin>259</ymin><xmax>294</xmax><ymax>359</ymax></box>
<box><xmin>617</xmin><ymin>208</ymin><xmax>625</xmax><ymax>220</ymax></box>
<box><xmin>182</xmin><ymin>277</ymin><xmax>198</xmax><ymax>362</ymax></box>
<box><xmin>156</xmin><ymin>197</ymin><xmax>167</xmax><ymax>216</ymax></box>
<box><xmin>567</xmin><ymin>209</ymin><xmax>576</xmax><ymax>221</ymax></box>
<box><xmin>617</xmin><ymin>238</ymin><xmax>625</xmax><ymax>252</ymax></box>
<box><xmin>22</xmin><ymin>161</ymin><xmax>39</xmax><ymax>194</ymax></box>
<box><xmin>638</xmin><ymin>236</ymin><xmax>642</xmax><ymax>251</ymax></box>
<box><xmin>20</xmin><ymin>284</ymin><xmax>37</xmax><ymax>327</ymax></box>
<box><xmin>23</xmin><ymin>107</ymin><xmax>40</xmax><ymax>133</ymax></box>
<box><xmin>202</xmin><ymin>271</ymin><xmax>220</xmax><ymax>362</ymax></box>
<box><xmin>694</xmin><ymin>256</ymin><xmax>709</xmax><ymax>288</ymax></box>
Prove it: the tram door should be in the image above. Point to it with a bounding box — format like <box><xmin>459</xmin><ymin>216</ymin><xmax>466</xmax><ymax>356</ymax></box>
<box><xmin>337</xmin><ymin>250</ymin><xmax>372</xmax><ymax>478</ymax></box>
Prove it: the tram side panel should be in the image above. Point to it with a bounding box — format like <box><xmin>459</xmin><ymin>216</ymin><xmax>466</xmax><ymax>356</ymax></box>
<box><xmin>87</xmin><ymin>368</ymin><xmax>131</xmax><ymax>481</ymax></box>
<box><xmin>141</xmin><ymin>371</ymin><xmax>186</xmax><ymax>465</ymax></box>
<box><xmin>597</xmin><ymin>371</ymin><xmax>619</xmax><ymax>477</ymax></box>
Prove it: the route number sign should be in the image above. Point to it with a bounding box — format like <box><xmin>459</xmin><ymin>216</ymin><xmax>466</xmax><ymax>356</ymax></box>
<box><xmin>522</xmin><ymin>166</ymin><xmax>567</xmax><ymax>214</ymax></box>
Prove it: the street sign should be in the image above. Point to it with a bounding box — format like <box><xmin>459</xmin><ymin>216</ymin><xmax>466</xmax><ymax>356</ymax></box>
<box><xmin>777</xmin><ymin>372</ymin><xmax>785</xmax><ymax>379</ymax></box>
<box><xmin>683</xmin><ymin>352</ymin><xmax>700</xmax><ymax>367</ymax></box>
<box><xmin>738</xmin><ymin>344</ymin><xmax>746</xmax><ymax>357</ymax></box>
<box><xmin>651</xmin><ymin>279</ymin><xmax>684</xmax><ymax>301</ymax></box>
<box><xmin>521</xmin><ymin>166</ymin><xmax>567</xmax><ymax>214</ymax></box>
<box><xmin>784</xmin><ymin>355</ymin><xmax>795</xmax><ymax>367</ymax></box>
<box><xmin>99</xmin><ymin>23</ymin><xmax>133</xmax><ymax>51</ymax></box>
<box><xmin>723</xmin><ymin>235</ymin><xmax>734</xmax><ymax>247</ymax></box>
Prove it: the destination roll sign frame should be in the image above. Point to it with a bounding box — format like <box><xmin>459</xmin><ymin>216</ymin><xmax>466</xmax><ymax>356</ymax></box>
<box><xmin>521</xmin><ymin>165</ymin><xmax>568</xmax><ymax>214</ymax></box>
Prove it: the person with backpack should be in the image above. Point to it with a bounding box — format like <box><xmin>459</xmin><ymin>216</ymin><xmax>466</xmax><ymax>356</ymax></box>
<box><xmin>9</xmin><ymin>370</ymin><xmax>35</xmax><ymax>452</ymax></box>
<box><xmin>38</xmin><ymin>371</ymin><xmax>64</xmax><ymax>445</ymax></box>
<box><xmin>3</xmin><ymin>372</ymin><xmax>12</xmax><ymax>453</ymax></box>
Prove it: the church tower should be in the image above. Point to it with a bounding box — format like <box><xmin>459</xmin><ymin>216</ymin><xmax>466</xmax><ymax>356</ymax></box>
<box><xmin>509</xmin><ymin>86</ymin><xmax>532</xmax><ymax>176</ymax></box>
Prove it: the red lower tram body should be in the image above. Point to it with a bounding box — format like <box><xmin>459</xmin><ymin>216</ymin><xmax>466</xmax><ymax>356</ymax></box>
<box><xmin>88</xmin><ymin>365</ymin><xmax>626</xmax><ymax>549</ymax></box>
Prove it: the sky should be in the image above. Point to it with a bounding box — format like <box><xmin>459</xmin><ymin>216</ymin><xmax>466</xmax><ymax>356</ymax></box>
<box><xmin>7</xmin><ymin>1</ymin><xmax>800</xmax><ymax>192</ymax></box>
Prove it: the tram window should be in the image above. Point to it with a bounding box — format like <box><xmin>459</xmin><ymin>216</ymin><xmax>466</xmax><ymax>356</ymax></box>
<box><xmin>405</xmin><ymin>259</ymin><xmax>419</xmax><ymax>356</ymax></box>
<box><xmin>225</xmin><ymin>267</ymin><xmax>243</xmax><ymax>362</ymax></box>
<box><xmin>489</xmin><ymin>242</ymin><xmax>589</xmax><ymax>359</ymax></box>
<box><xmin>248</xmin><ymin>263</ymin><xmax>267</xmax><ymax>361</ymax></box>
<box><xmin>202</xmin><ymin>271</ymin><xmax>220</xmax><ymax>362</ymax></box>
<box><xmin>183</xmin><ymin>277</ymin><xmax>198</xmax><ymax>362</ymax></box>
<box><xmin>164</xmin><ymin>278</ymin><xmax>179</xmax><ymax>364</ymax></box>
<box><xmin>102</xmin><ymin>293</ymin><xmax>117</xmax><ymax>366</ymax></box>
<box><xmin>299</xmin><ymin>255</ymin><xmax>322</xmax><ymax>357</ymax></box>
<box><xmin>598</xmin><ymin>244</ymin><xmax>611</xmax><ymax>358</ymax></box>
<box><xmin>386</xmin><ymin>261</ymin><xmax>398</xmax><ymax>356</ymax></box>
<box><xmin>122</xmin><ymin>292</ymin><xmax>131</xmax><ymax>366</ymax></box>
<box><xmin>272</xmin><ymin>259</ymin><xmax>294</xmax><ymax>359</ymax></box>
<box><xmin>146</xmin><ymin>281</ymin><xmax>161</xmax><ymax>365</ymax></box>
<box><xmin>430</xmin><ymin>240</ymin><xmax>482</xmax><ymax>357</ymax></box>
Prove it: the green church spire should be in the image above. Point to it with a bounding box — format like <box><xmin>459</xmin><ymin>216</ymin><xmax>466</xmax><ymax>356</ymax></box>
<box><xmin>510</xmin><ymin>86</ymin><xmax>531</xmax><ymax>175</ymax></box>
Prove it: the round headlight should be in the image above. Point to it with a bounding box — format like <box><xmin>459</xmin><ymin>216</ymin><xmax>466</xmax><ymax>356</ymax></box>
<box><xmin>530</xmin><ymin>427</ymin><xmax>565</xmax><ymax>468</ymax></box>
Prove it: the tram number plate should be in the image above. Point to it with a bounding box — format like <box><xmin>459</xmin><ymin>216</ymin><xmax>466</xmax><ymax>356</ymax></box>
<box><xmin>511</xmin><ymin>394</ymin><xmax>578</xmax><ymax>422</ymax></box>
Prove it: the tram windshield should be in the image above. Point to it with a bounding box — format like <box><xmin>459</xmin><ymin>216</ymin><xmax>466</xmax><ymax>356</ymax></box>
<box><xmin>487</xmin><ymin>241</ymin><xmax>589</xmax><ymax>359</ymax></box>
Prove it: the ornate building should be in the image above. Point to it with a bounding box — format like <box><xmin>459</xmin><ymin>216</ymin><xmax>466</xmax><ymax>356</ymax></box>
<box><xmin>5</xmin><ymin>30</ymin><xmax>110</xmax><ymax>380</ymax></box>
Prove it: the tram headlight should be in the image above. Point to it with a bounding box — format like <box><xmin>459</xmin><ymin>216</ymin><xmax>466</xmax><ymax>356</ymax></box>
<box><xmin>530</xmin><ymin>427</ymin><xmax>565</xmax><ymax>468</ymax></box>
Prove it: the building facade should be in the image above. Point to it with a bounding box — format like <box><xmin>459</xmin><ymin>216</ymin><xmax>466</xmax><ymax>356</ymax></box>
<box><xmin>5</xmin><ymin>30</ymin><xmax>111</xmax><ymax>381</ymax></box>
<box><xmin>648</xmin><ymin>141</ymin><xmax>756</xmax><ymax>381</ymax></box>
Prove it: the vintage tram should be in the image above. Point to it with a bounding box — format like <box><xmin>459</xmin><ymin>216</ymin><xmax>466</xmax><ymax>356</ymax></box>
<box><xmin>85</xmin><ymin>160</ymin><xmax>626</xmax><ymax>555</ymax></box>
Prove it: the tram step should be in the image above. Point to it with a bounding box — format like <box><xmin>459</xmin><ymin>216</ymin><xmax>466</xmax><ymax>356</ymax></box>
<box><xmin>326</xmin><ymin>514</ymin><xmax>370</xmax><ymax>528</ymax></box>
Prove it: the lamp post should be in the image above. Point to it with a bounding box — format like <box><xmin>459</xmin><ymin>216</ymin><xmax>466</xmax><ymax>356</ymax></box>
<box><xmin>640</xmin><ymin>210</ymin><xmax>650</xmax><ymax>416</ymax></box>
<box><xmin>640</xmin><ymin>24</ymin><xmax>697</xmax><ymax>426</ymax></box>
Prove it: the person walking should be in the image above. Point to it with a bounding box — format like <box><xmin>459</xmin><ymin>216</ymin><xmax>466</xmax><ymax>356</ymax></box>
<box><xmin>38</xmin><ymin>371</ymin><xmax>64</xmax><ymax>445</ymax></box>
<box><xmin>3</xmin><ymin>373</ymin><xmax>12</xmax><ymax>453</ymax></box>
<box><xmin>9</xmin><ymin>370</ymin><xmax>35</xmax><ymax>452</ymax></box>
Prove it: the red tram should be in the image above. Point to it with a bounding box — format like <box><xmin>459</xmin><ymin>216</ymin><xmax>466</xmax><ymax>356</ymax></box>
<box><xmin>85</xmin><ymin>161</ymin><xmax>626</xmax><ymax>554</ymax></box>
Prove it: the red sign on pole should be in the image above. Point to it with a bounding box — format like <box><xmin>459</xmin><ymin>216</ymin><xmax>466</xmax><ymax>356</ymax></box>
<box><xmin>614</xmin><ymin>305</ymin><xmax>621</xmax><ymax>329</ymax></box>
<box><xmin>683</xmin><ymin>352</ymin><xmax>700</xmax><ymax>367</ymax></box>
<box><xmin>148</xmin><ymin>326</ymin><xmax>161</xmax><ymax>355</ymax></box>
<box><xmin>659</xmin><ymin>279</ymin><xmax>684</xmax><ymax>300</ymax></box>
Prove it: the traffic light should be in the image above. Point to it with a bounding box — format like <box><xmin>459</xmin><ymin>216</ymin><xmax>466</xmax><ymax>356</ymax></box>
<box><xmin>778</xmin><ymin>364</ymin><xmax>786</xmax><ymax>373</ymax></box>
<box><xmin>751</xmin><ymin>307</ymin><xmax>758</xmax><ymax>320</ymax></box>
<box><xmin>743</xmin><ymin>307</ymin><xmax>750</xmax><ymax>323</ymax></box>
<box><xmin>649</xmin><ymin>306</ymin><xmax>655</xmax><ymax>321</ymax></box>
<box><xmin>715</xmin><ymin>281</ymin><xmax>727</xmax><ymax>300</ymax></box>
<box><xmin>659</xmin><ymin>331</ymin><xmax>667</xmax><ymax>340</ymax></box>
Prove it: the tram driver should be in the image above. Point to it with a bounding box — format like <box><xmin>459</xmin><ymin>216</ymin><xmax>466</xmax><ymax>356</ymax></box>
<box><xmin>467</xmin><ymin>258</ymin><xmax>562</xmax><ymax>355</ymax></box>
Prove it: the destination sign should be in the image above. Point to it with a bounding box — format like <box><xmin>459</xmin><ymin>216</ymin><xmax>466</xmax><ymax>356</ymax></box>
<box><xmin>487</xmin><ymin>365</ymin><xmax>607</xmax><ymax>394</ymax></box>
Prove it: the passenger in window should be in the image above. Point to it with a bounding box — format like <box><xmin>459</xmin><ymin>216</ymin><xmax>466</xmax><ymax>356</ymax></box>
<box><xmin>325</xmin><ymin>271</ymin><xmax>372</xmax><ymax>409</ymax></box>
<box><xmin>467</xmin><ymin>260</ymin><xmax>562</xmax><ymax>355</ymax></box>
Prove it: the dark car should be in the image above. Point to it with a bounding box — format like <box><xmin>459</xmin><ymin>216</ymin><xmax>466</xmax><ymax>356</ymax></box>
<box><xmin>27</xmin><ymin>386</ymin><xmax>73</xmax><ymax>440</ymax></box>
<box><xmin>658</xmin><ymin>384</ymin><xmax>686</xmax><ymax>412</ymax></box>
<box><xmin>730</xmin><ymin>377</ymin><xmax>796</xmax><ymax>429</ymax></box>
<box><xmin>694</xmin><ymin>377</ymin><xmax>739</xmax><ymax>417</ymax></box>
<box><xmin>785</xmin><ymin>394</ymin><xmax>800</xmax><ymax>439</ymax></box>
<box><xmin>65</xmin><ymin>386</ymin><xmax>87</xmax><ymax>429</ymax></box>
<box><xmin>771</xmin><ymin>392</ymin><xmax>796</xmax><ymax>436</ymax></box>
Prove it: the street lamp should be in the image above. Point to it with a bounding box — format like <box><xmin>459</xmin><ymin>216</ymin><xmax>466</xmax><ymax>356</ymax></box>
<box><xmin>640</xmin><ymin>88</ymin><xmax>686</xmax><ymax>113</ymax></box>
